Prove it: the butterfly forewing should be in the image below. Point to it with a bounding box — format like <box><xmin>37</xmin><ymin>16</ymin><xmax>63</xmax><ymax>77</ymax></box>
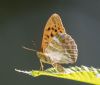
<box><xmin>41</xmin><ymin>13</ymin><xmax>65</xmax><ymax>51</ymax></box>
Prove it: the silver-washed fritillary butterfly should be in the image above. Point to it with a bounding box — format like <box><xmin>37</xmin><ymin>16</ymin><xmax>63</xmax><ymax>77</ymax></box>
<box><xmin>37</xmin><ymin>13</ymin><xmax>78</xmax><ymax>72</ymax></box>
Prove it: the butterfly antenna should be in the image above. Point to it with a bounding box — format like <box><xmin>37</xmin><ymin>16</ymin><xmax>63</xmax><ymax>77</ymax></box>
<box><xmin>32</xmin><ymin>40</ymin><xmax>37</xmax><ymax>49</ymax></box>
<box><xmin>22</xmin><ymin>46</ymin><xmax>36</xmax><ymax>52</ymax></box>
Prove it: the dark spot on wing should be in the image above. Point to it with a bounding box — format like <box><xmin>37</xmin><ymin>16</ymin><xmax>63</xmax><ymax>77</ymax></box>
<box><xmin>47</xmin><ymin>27</ymin><xmax>50</xmax><ymax>31</ymax></box>
<box><xmin>55</xmin><ymin>29</ymin><xmax>57</xmax><ymax>32</ymax></box>
<box><xmin>52</xmin><ymin>27</ymin><xmax>54</xmax><ymax>30</ymax></box>
<box><xmin>60</xmin><ymin>31</ymin><xmax>62</xmax><ymax>33</ymax></box>
<box><xmin>46</xmin><ymin>35</ymin><xmax>49</xmax><ymax>38</ymax></box>
<box><xmin>51</xmin><ymin>33</ymin><xmax>54</xmax><ymax>37</ymax></box>
<box><xmin>58</xmin><ymin>27</ymin><xmax>60</xmax><ymax>30</ymax></box>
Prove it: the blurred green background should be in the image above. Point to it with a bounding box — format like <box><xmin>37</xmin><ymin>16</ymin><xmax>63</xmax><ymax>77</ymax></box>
<box><xmin>0</xmin><ymin>0</ymin><xmax>100</xmax><ymax>85</ymax></box>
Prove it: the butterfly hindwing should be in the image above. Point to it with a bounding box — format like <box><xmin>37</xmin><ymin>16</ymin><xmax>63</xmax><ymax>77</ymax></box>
<box><xmin>45</xmin><ymin>33</ymin><xmax>78</xmax><ymax>64</ymax></box>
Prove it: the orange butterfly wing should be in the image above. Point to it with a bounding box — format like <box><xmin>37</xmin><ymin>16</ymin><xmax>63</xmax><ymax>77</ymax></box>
<box><xmin>41</xmin><ymin>13</ymin><xmax>66</xmax><ymax>51</ymax></box>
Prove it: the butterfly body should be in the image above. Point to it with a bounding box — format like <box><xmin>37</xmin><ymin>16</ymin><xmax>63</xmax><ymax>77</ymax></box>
<box><xmin>37</xmin><ymin>13</ymin><xmax>78</xmax><ymax>72</ymax></box>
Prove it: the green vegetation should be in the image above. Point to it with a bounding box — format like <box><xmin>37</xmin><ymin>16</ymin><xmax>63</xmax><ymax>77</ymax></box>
<box><xmin>15</xmin><ymin>65</ymin><xmax>100</xmax><ymax>85</ymax></box>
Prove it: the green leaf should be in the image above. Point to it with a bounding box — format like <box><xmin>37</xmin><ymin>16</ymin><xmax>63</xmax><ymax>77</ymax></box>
<box><xmin>15</xmin><ymin>65</ymin><xmax>100</xmax><ymax>85</ymax></box>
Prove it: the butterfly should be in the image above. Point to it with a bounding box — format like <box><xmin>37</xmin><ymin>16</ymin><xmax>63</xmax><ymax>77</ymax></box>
<box><xmin>36</xmin><ymin>13</ymin><xmax>78</xmax><ymax>72</ymax></box>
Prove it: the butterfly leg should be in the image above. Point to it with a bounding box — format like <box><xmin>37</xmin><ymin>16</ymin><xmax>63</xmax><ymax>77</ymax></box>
<box><xmin>52</xmin><ymin>63</ymin><xmax>65</xmax><ymax>73</ymax></box>
<box><xmin>39</xmin><ymin>60</ymin><xmax>44</xmax><ymax>71</ymax></box>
